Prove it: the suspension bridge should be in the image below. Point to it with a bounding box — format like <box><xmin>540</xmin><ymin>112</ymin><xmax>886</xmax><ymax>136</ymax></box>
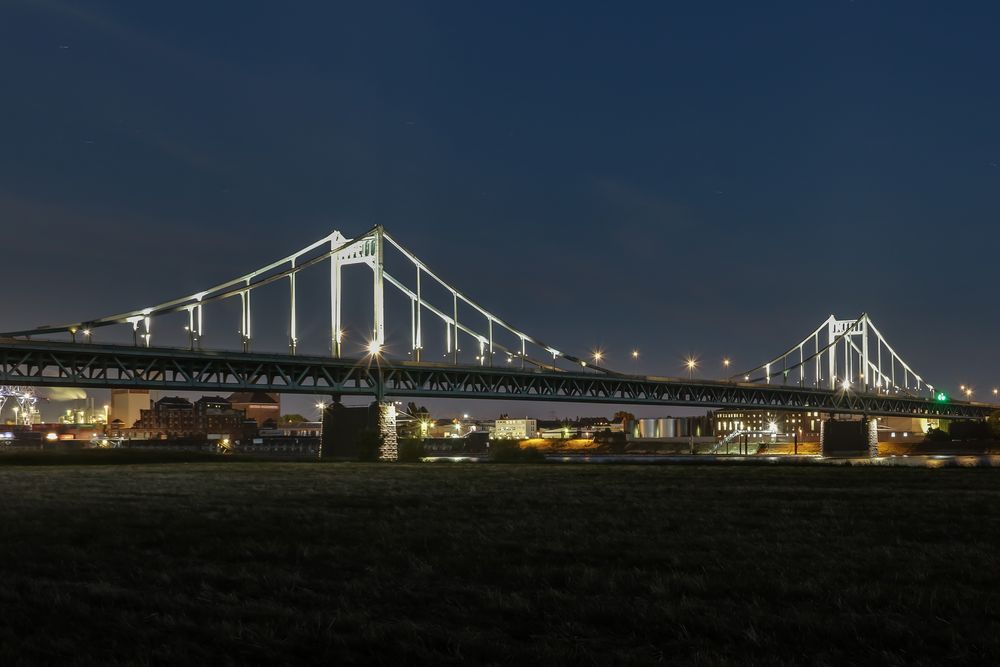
<box><xmin>0</xmin><ymin>226</ymin><xmax>992</xmax><ymax>426</ymax></box>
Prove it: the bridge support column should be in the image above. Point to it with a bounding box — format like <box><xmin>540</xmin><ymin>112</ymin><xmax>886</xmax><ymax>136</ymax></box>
<box><xmin>820</xmin><ymin>418</ymin><xmax>878</xmax><ymax>458</ymax></box>
<box><xmin>377</xmin><ymin>402</ymin><xmax>398</xmax><ymax>462</ymax></box>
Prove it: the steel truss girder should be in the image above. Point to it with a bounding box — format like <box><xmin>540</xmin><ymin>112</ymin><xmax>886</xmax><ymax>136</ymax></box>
<box><xmin>0</xmin><ymin>341</ymin><xmax>991</xmax><ymax>419</ymax></box>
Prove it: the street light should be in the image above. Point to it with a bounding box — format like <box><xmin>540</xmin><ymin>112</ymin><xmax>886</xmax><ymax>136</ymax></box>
<box><xmin>592</xmin><ymin>350</ymin><xmax>604</xmax><ymax>363</ymax></box>
<box><xmin>367</xmin><ymin>340</ymin><xmax>381</xmax><ymax>356</ymax></box>
<box><xmin>965</xmin><ymin>388</ymin><xmax>973</xmax><ymax>401</ymax></box>
<box><xmin>685</xmin><ymin>357</ymin><xmax>698</xmax><ymax>379</ymax></box>
<box><xmin>723</xmin><ymin>358</ymin><xmax>731</xmax><ymax>369</ymax></box>
<box><xmin>631</xmin><ymin>350</ymin><xmax>639</xmax><ymax>360</ymax></box>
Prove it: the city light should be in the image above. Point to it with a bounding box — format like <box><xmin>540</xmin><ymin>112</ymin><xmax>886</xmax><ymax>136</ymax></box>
<box><xmin>723</xmin><ymin>358</ymin><xmax>731</xmax><ymax>368</ymax></box>
<box><xmin>367</xmin><ymin>340</ymin><xmax>381</xmax><ymax>356</ymax></box>
<box><xmin>631</xmin><ymin>350</ymin><xmax>639</xmax><ymax>359</ymax></box>
<box><xmin>685</xmin><ymin>357</ymin><xmax>698</xmax><ymax>379</ymax></box>
<box><xmin>841</xmin><ymin>379</ymin><xmax>851</xmax><ymax>391</ymax></box>
<box><xmin>592</xmin><ymin>350</ymin><xmax>604</xmax><ymax>363</ymax></box>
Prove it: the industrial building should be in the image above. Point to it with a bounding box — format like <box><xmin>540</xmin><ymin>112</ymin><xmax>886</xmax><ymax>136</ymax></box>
<box><xmin>110</xmin><ymin>389</ymin><xmax>150</xmax><ymax>429</ymax></box>
<box><xmin>492</xmin><ymin>418</ymin><xmax>537</xmax><ymax>439</ymax></box>
<box><xmin>226</xmin><ymin>391</ymin><xmax>281</xmax><ymax>426</ymax></box>
<box><xmin>132</xmin><ymin>396</ymin><xmax>246</xmax><ymax>439</ymax></box>
<box><xmin>712</xmin><ymin>409</ymin><xmax>821</xmax><ymax>438</ymax></box>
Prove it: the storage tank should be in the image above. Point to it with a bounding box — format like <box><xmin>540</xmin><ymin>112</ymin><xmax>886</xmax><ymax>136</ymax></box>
<box><xmin>633</xmin><ymin>418</ymin><xmax>687</xmax><ymax>438</ymax></box>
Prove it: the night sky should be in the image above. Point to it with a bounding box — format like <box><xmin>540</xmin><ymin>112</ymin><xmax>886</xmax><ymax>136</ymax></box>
<box><xmin>2</xmin><ymin>1</ymin><xmax>998</xmax><ymax>420</ymax></box>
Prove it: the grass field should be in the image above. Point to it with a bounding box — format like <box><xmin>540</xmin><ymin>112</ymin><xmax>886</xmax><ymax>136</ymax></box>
<box><xmin>0</xmin><ymin>460</ymin><xmax>998</xmax><ymax>665</ymax></box>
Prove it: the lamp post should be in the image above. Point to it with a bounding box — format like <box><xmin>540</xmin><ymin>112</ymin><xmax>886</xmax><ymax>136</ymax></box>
<box><xmin>685</xmin><ymin>358</ymin><xmax>698</xmax><ymax>380</ymax></box>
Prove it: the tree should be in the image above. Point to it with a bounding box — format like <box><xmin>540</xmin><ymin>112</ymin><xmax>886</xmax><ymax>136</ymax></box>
<box><xmin>989</xmin><ymin>410</ymin><xmax>1000</xmax><ymax>439</ymax></box>
<box><xmin>925</xmin><ymin>427</ymin><xmax>950</xmax><ymax>444</ymax></box>
<box><xmin>612</xmin><ymin>411</ymin><xmax>636</xmax><ymax>426</ymax></box>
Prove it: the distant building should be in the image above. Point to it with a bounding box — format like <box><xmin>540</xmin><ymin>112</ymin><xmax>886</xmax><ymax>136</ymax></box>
<box><xmin>713</xmin><ymin>409</ymin><xmax>821</xmax><ymax>438</ymax></box>
<box><xmin>539</xmin><ymin>425</ymin><xmax>574</xmax><ymax>439</ymax></box>
<box><xmin>110</xmin><ymin>389</ymin><xmax>150</xmax><ymax>429</ymax></box>
<box><xmin>134</xmin><ymin>397</ymin><xmax>196</xmax><ymax>437</ymax></box>
<box><xmin>227</xmin><ymin>391</ymin><xmax>280</xmax><ymax>426</ymax></box>
<box><xmin>874</xmin><ymin>416</ymin><xmax>938</xmax><ymax>442</ymax></box>
<box><xmin>258</xmin><ymin>421</ymin><xmax>323</xmax><ymax>438</ymax></box>
<box><xmin>578</xmin><ymin>419</ymin><xmax>624</xmax><ymax>437</ymax></box>
<box><xmin>492</xmin><ymin>418</ymin><xmax>537</xmax><ymax>440</ymax></box>
<box><xmin>133</xmin><ymin>396</ymin><xmax>245</xmax><ymax>438</ymax></box>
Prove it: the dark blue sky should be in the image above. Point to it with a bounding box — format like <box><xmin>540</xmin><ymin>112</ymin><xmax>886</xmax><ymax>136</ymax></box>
<box><xmin>2</xmin><ymin>1</ymin><xmax>998</xmax><ymax>418</ymax></box>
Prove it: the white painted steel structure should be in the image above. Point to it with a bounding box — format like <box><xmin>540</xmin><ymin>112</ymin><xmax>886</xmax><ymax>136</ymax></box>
<box><xmin>734</xmin><ymin>314</ymin><xmax>936</xmax><ymax>399</ymax></box>
<box><xmin>0</xmin><ymin>228</ymin><xmax>979</xmax><ymax>415</ymax></box>
<box><xmin>0</xmin><ymin>226</ymin><xmax>601</xmax><ymax>374</ymax></box>
<box><xmin>0</xmin><ymin>386</ymin><xmax>39</xmax><ymax>426</ymax></box>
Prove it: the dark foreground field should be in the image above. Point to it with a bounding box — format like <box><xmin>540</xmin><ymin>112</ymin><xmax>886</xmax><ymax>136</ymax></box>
<box><xmin>0</xmin><ymin>461</ymin><xmax>998</xmax><ymax>665</ymax></box>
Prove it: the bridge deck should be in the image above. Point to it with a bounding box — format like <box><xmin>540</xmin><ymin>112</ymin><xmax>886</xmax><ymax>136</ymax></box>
<box><xmin>0</xmin><ymin>340</ymin><xmax>992</xmax><ymax>419</ymax></box>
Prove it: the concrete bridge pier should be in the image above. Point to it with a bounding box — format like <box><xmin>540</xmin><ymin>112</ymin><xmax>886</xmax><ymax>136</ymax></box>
<box><xmin>820</xmin><ymin>418</ymin><xmax>879</xmax><ymax>458</ymax></box>
<box><xmin>376</xmin><ymin>402</ymin><xmax>398</xmax><ymax>461</ymax></box>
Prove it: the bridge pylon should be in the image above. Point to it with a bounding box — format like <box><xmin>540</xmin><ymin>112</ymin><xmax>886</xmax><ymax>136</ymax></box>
<box><xmin>734</xmin><ymin>314</ymin><xmax>935</xmax><ymax>400</ymax></box>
